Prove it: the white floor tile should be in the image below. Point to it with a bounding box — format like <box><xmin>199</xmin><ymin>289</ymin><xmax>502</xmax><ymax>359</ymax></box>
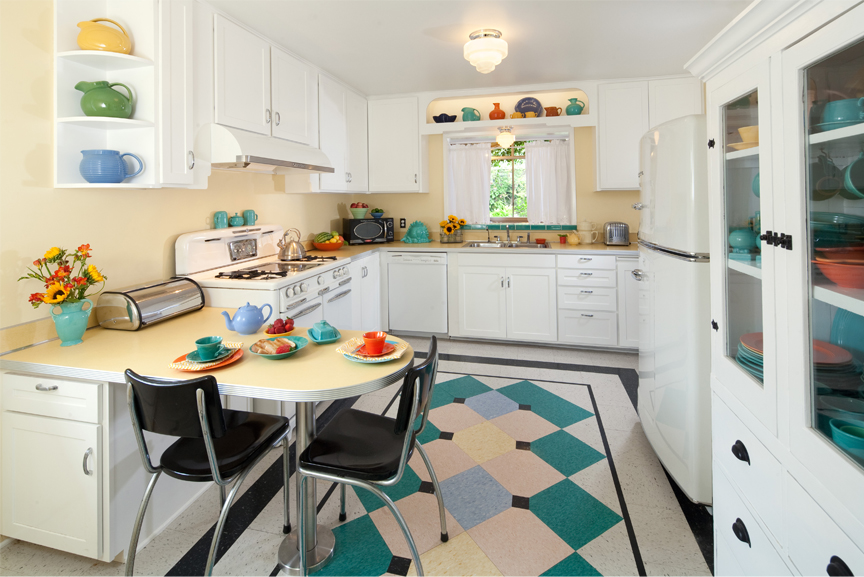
<box><xmin>569</xmin><ymin>460</ymin><xmax>622</xmax><ymax>515</ymax></box>
<box><xmin>594</xmin><ymin>403</ymin><xmax>641</xmax><ymax>432</ymax></box>
<box><xmin>564</xmin><ymin>416</ymin><xmax>605</xmax><ymax>453</ymax></box>
<box><xmin>577</xmin><ymin>521</ymin><xmax>639</xmax><ymax>576</ymax></box>
<box><xmin>212</xmin><ymin>528</ymin><xmax>285</xmax><ymax>576</ymax></box>
<box><xmin>627</xmin><ymin>504</ymin><xmax>711</xmax><ymax>576</ymax></box>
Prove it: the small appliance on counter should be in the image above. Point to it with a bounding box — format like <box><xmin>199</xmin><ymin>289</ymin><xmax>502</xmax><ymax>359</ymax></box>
<box><xmin>95</xmin><ymin>278</ymin><xmax>204</xmax><ymax>330</ymax></box>
<box><xmin>604</xmin><ymin>222</ymin><xmax>631</xmax><ymax>245</ymax></box>
<box><xmin>344</xmin><ymin>218</ymin><xmax>394</xmax><ymax>244</ymax></box>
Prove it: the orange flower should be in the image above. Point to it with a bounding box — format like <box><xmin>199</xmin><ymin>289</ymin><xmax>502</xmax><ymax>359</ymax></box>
<box><xmin>55</xmin><ymin>265</ymin><xmax>72</xmax><ymax>278</ymax></box>
<box><xmin>73</xmin><ymin>276</ymin><xmax>87</xmax><ymax>286</ymax></box>
<box><xmin>77</xmin><ymin>244</ymin><xmax>91</xmax><ymax>258</ymax></box>
<box><xmin>28</xmin><ymin>292</ymin><xmax>44</xmax><ymax>304</ymax></box>
<box><xmin>32</xmin><ymin>259</ymin><xmax>41</xmax><ymax>267</ymax></box>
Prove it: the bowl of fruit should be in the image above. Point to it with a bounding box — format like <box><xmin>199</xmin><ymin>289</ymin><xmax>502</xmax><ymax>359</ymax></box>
<box><xmin>313</xmin><ymin>231</ymin><xmax>344</xmax><ymax>251</ymax></box>
<box><xmin>350</xmin><ymin>202</ymin><xmax>369</xmax><ymax>219</ymax></box>
<box><xmin>370</xmin><ymin>208</ymin><xmax>384</xmax><ymax>218</ymax></box>
<box><xmin>264</xmin><ymin>317</ymin><xmax>294</xmax><ymax>337</ymax></box>
<box><xmin>249</xmin><ymin>336</ymin><xmax>308</xmax><ymax>360</ymax></box>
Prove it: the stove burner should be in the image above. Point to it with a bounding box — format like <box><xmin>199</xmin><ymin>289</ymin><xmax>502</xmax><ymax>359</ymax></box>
<box><xmin>282</xmin><ymin>255</ymin><xmax>338</xmax><ymax>263</ymax></box>
<box><xmin>215</xmin><ymin>269</ymin><xmax>289</xmax><ymax>280</ymax></box>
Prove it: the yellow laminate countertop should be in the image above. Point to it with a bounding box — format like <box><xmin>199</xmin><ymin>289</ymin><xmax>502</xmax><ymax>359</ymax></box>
<box><xmin>0</xmin><ymin>308</ymin><xmax>414</xmax><ymax>402</ymax></box>
<box><xmin>311</xmin><ymin>240</ymin><xmax>638</xmax><ymax>259</ymax></box>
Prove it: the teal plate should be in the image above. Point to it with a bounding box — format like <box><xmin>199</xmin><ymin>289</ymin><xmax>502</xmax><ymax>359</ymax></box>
<box><xmin>737</xmin><ymin>346</ymin><xmax>764</xmax><ymax>364</ymax></box>
<box><xmin>308</xmin><ymin>328</ymin><xmax>342</xmax><ymax>345</ymax></box>
<box><xmin>186</xmin><ymin>346</ymin><xmax>233</xmax><ymax>364</ymax></box>
<box><xmin>736</xmin><ymin>354</ymin><xmax>764</xmax><ymax>376</ymax></box>
<box><xmin>249</xmin><ymin>336</ymin><xmax>309</xmax><ymax>360</ymax></box>
<box><xmin>343</xmin><ymin>341</ymin><xmax>401</xmax><ymax>364</ymax></box>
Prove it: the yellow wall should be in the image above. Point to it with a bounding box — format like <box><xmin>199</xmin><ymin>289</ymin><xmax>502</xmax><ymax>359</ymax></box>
<box><xmin>0</xmin><ymin>0</ymin><xmax>638</xmax><ymax>338</ymax></box>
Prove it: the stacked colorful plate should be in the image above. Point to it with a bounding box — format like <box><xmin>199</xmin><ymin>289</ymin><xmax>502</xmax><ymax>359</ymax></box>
<box><xmin>736</xmin><ymin>333</ymin><xmax>860</xmax><ymax>384</ymax></box>
<box><xmin>736</xmin><ymin>333</ymin><xmax>764</xmax><ymax>382</ymax></box>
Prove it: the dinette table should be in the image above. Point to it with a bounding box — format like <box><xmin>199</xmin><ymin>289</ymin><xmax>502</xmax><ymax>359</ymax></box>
<box><xmin>0</xmin><ymin>307</ymin><xmax>414</xmax><ymax>575</ymax></box>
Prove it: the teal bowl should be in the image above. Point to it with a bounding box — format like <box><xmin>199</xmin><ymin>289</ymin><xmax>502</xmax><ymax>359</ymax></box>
<box><xmin>829</xmin><ymin>418</ymin><xmax>864</xmax><ymax>463</ymax></box>
<box><xmin>249</xmin><ymin>336</ymin><xmax>308</xmax><ymax>360</ymax></box>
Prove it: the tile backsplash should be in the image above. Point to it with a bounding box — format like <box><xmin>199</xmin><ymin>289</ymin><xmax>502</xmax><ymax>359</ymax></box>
<box><xmin>461</xmin><ymin>224</ymin><xmax>579</xmax><ymax>231</ymax></box>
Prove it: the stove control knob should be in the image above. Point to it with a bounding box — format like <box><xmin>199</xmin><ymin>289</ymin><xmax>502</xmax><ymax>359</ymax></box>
<box><xmin>300</xmin><ymin>283</ymin><xmax>309</xmax><ymax>293</ymax></box>
<box><xmin>332</xmin><ymin>270</ymin><xmax>339</xmax><ymax>279</ymax></box>
<box><xmin>285</xmin><ymin>286</ymin><xmax>294</xmax><ymax>297</ymax></box>
<box><xmin>317</xmin><ymin>276</ymin><xmax>325</xmax><ymax>285</ymax></box>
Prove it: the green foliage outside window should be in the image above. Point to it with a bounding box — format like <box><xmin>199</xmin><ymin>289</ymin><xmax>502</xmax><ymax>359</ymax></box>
<box><xmin>490</xmin><ymin>142</ymin><xmax>527</xmax><ymax>218</ymax></box>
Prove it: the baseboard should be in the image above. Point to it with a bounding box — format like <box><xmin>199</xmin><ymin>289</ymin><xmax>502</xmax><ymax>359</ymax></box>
<box><xmin>0</xmin><ymin>536</ymin><xmax>18</xmax><ymax>550</ymax></box>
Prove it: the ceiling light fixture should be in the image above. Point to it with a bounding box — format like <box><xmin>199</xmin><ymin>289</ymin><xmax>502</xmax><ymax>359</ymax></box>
<box><xmin>496</xmin><ymin>126</ymin><xmax>515</xmax><ymax>148</ymax></box>
<box><xmin>464</xmin><ymin>29</ymin><xmax>508</xmax><ymax>74</ymax></box>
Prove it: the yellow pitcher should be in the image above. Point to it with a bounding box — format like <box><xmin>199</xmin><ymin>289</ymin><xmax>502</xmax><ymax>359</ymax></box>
<box><xmin>77</xmin><ymin>19</ymin><xmax>132</xmax><ymax>54</ymax></box>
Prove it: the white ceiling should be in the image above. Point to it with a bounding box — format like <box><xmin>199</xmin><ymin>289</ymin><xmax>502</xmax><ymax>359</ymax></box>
<box><xmin>209</xmin><ymin>1</ymin><xmax>751</xmax><ymax>96</ymax></box>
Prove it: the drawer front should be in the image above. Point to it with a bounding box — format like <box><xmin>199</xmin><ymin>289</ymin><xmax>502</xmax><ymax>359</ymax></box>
<box><xmin>713</xmin><ymin>395</ymin><xmax>782</xmax><ymax>539</ymax></box>
<box><xmin>714</xmin><ymin>467</ymin><xmax>792</xmax><ymax>576</ymax></box>
<box><xmin>558</xmin><ymin>310</ymin><xmax>618</xmax><ymax>346</ymax></box>
<box><xmin>558</xmin><ymin>286</ymin><xmax>617</xmax><ymax>312</ymax></box>
<box><xmin>557</xmin><ymin>268</ymin><xmax>616</xmax><ymax>288</ymax></box>
<box><xmin>558</xmin><ymin>255</ymin><xmax>617</xmax><ymax>270</ymax></box>
<box><xmin>2</xmin><ymin>373</ymin><xmax>100</xmax><ymax>424</ymax></box>
<box><xmin>786</xmin><ymin>475</ymin><xmax>864</xmax><ymax>577</ymax></box>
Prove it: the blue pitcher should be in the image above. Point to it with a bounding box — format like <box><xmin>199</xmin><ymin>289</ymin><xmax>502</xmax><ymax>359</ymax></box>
<box><xmin>51</xmin><ymin>299</ymin><xmax>94</xmax><ymax>347</ymax></box>
<box><xmin>80</xmin><ymin>149</ymin><xmax>143</xmax><ymax>183</ymax></box>
<box><xmin>461</xmin><ymin>107</ymin><xmax>481</xmax><ymax>122</ymax></box>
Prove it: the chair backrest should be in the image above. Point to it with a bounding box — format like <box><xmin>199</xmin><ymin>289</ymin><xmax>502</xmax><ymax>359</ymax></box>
<box><xmin>394</xmin><ymin>336</ymin><xmax>438</xmax><ymax>437</ymax></box>
<box><xmin>125</xmin><ymin>369</ymin><xmax>227</xmax><ymax>439</ymax></box>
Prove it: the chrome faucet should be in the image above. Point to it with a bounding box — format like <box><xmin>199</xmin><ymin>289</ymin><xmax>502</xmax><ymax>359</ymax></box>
<box><xmin>505</xmin><ymin>225</ymin><xmax>511</xmax><ymax>242</ymax></box>
<box><xmin>527</xmin><ymin>232</ymin><xmax>531</xmax><ymax>243</ymax></box>
<box><xmin>487</xmin><ymin>227</ymin><xmax>492</xmax><ymax>243</ymax></box>
<box><xmin>517</xmin><ymin>235</ymin><xmax>524</xmax><ymax>243</ymax></box>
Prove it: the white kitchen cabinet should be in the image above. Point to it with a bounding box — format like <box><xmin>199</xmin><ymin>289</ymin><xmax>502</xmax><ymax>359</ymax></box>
<box><xmin>349</xmin><ymin>254</ymin><xmax>382</xmax><ymax>332</ymax></box>
<box><xmin>159</xmin><ymin>0</ymin><xmax>195</xmax><ymax>185</ymax></box>
<box><xmin>457</xmin><ymin>266</ymin><xmax>508</xmax><ymax>339</ymax></box>
<box><xmin>319</xmin><ymin>76</ymin><xmax>368</xmax><ymax>192</ymax></box>
<box><xmin>270</xmin><ymin>46</ymin><xmax>318</xmax><ymax>146</ymax></box>
<box><xmin>558</xmin><ymin>310</ymin><xmax>618</xmax><ymax>347</ymax></box>
<box><xmin>505</xmin><ymin>267</ymin><xmax>557</xmax><ymax>342</ymax></box>
<box><xmin>214</xmin><ymin>15</ymin><xmax>271</xmax><ymax>135</ymax></box>
<box><xmin>368</xmin><ymin>97</ymin><xmax>420</xmax><ymax>192</ymax></box>
<box><xmin>616</xmin><ymin>258</ymin><xmax>640</xmax><ymax>348</ymax></box>
<box><xmin>648</xmin><ymin>77</ymin><xmax>704</xmax><ymax>130</ymax></box>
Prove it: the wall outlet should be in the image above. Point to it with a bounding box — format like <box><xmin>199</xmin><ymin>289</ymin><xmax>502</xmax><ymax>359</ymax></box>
<box><xmin>400</xmin><ymin>218</ymin><xmax>406</xmax><ymax>228</ymax></box>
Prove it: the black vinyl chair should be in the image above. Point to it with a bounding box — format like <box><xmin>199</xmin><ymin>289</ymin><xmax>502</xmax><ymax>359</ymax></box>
<box><xmin>297</xmin><ymin>336</ymin><xmax>446</xmax><ymax>577</ymax></box>
<box><xmin>124</xmin><ymin>369</ymin><xmax>292</xmax><ymax>576</ymax></box>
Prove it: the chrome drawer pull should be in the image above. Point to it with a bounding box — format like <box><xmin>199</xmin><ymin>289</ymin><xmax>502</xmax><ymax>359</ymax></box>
<box><xmin>579</xmin><ymin>257</ymin><xmax>593</xmax><ymax>262</ymax></box>
<box><xmin>732</xmin><ymin>518</ymin><xmax>751</xmax><ymax>548</ymax></box>
<box><xmin>327</xmin><ymin>290</ymin><xmax>351</xmax><ymax>303</ymax></box>
<box><xmin>827</xmin><ymin>555</ymin><xmax>853</xmax><ymax>577</ymax></box>
<box><xmin>579</xmin><ymin>272</ymin><xmax>593</xmax><ymax>276</ymax></box>
<box><xmin>292</xmin><ymin>303</ymin><xmax>322</xmax><ymax>319</ymax></box>
<box><xmin>188</xmin><ymin>150</ymin><xmax>195</xmax><ymax>170</ymax></box>
<box><xmin>275</xmin><ymin>111</ymin><xmax>281</xmax><ymax>126</ymax></box>
<box><xmin>83</xmin><ymin>448</ymin><xmax>93</xmax><ymax>476</ymax></box>
<box><xmin>731</xmin><ymin>440</ymin><xmax>750</xmax><ymax>465</ymax></box>
<box><xmin>285</xmin><ymin>298</ymin><xmax>307</xmax><ymax>311</ymax></box>
<box><xmin>580</xmin><ymin>290</ymin><xmax>594</xmax><ymax>294</ymax></box>
<box><xmin>338</xmin><ymin>278</ymin><xmax>352</xmax><ymax>286</ymax></box>
<box><xmin>318</xmin><ymin>287</ymin><xmax>331</xmax><ymax>296</ymax></box>
<box><xmin>35</xmin><ymin>384</ymin><xmax>58</xmax><ymax>392</ymax></box>
<box><xmin>581</xmin><ymin>314</ymin><xmax>594</xmax><ymax>318</ymax></box>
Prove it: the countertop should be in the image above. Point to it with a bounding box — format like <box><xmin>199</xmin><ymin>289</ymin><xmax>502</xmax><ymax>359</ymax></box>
<box><xmin>0</xmin><ymin>308</ymin><xmax>414</xmax><ymax>402</ymax></box>
<box><xmin>311</xmin><ymin>240</ymin><xmax>638</xmax><ymax>259</ymax></box>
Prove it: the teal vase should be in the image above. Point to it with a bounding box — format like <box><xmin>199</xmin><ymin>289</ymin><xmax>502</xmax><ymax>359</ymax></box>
<box><xmin>50</xmin><ymin>299</ymin><xmax>94</xmax><ymax>347</ymax></box>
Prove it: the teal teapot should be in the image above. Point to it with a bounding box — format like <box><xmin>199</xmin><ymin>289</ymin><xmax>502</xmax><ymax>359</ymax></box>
<box><xmin>565</xmin><ymin>98</ymin><xmax>585</xmax><ymax>116</ymax></box>
<box><xmin>222</xmin><ymin>302</ymin><xmax>273</xmax><ymax>335</ymax></box>
<box><xmin>461</xmin><ymin>107</ymin><xmax>481</xmax><ymax>121</ymax></box>
<box><xmin>75</xmin><ymin>80</ymin><xmax>134</xmax><ymax>118</ymax></box>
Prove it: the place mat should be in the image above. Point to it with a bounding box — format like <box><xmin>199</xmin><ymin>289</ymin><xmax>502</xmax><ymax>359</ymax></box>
<box><xmin>336</xmin><ymin>337</ymin><xmax>408</xmax><ymax>362</ymax></box>
<box><xmin>170</xmin><ymin>342</ymin><xmax>244</xmax><ymax>371</ymax></box>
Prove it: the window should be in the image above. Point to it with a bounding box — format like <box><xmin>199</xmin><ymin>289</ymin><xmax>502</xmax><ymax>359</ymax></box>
<box><xmin>490</xmin><ymin>141</ymin><xmax>527</xmax><ymax>221</ymax></box>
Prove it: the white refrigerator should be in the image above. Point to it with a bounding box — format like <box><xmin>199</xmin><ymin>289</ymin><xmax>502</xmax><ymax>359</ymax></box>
<box><xmin>635</xmin><ymin>114</ymin><xmax>712</xmax><ymax>505</ymax></box>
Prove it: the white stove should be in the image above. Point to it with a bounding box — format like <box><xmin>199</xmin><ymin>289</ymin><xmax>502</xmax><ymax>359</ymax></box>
<box><xmin>175</xmin><ymin>225</ymin><xmax>354</xmax><ymax>327</ymax></box>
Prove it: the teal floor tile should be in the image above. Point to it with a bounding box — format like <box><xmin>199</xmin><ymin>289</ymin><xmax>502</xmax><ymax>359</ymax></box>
<box><xmin>415</xmin><ymin>418</ymin><xmax>441</xmax><ymax>445</ymax></box>
<box><xmin>353</xmin><ymin>464</ymin><xmax>422</xmax><ymax>513</ymax></box>
<box><xmin>430</xmin><ymin>376</ymin><xmax>492</xmax><ymax>409</ymax></box>
<box><xmin>541</xmin><ymin>552</ymin><xmax>602</xmax><ymax>576</ymax></box>
<box><xmin>310</xmin><ymin>515</ymin><xmax>392</xmax><ymax>576</ymax></box>
<box><xmin>532</xmin><ymin>430</ymin><xmax>606</xmax><ymax>476</ymax></box>
<box><xmin>498</xmin><ymin>380</ymin><xmax>594</xmax><ymax>427</ymax></box>
<box><xmin>530</xmin><ymin>480</ymin><xmax>622</xmax><ymax>551</ymax></box>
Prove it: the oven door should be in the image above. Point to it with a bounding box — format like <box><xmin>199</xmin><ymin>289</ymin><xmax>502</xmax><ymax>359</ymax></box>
<box><xmin>350</xmin><ymin>219</ymin><xmax>386</xmax><ymax>244</ymax></box>
<box><xmin>323</xmin><ymin>285</ymin><xmax>353</xmax><ymax>329</ymax></box>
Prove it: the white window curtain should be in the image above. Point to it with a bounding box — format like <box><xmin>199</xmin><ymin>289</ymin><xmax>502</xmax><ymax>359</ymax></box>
<box><xmin>447</xmin><ymin>143</ymin><xmax>492</xmax><ymax>224</ymax></box>
<box><xmin>525</xmin><ymin>139</ymin><xmax>574</xmax><ymax>224</ymax></box>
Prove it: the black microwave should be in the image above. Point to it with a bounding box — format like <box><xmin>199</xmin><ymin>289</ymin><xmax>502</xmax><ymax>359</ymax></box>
<box><xmin>344</xmin><ymin>218</ymin><xmax>394</xmax><ymax>244</ymax></box>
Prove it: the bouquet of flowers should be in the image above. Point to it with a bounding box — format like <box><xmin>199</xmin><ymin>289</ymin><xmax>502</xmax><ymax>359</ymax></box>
<box><xmin>438</xmin><ymin>215</ymin><xmax>467</xmax><ymax>243</ymax></box>
<box><xmin>19</xmin><ymin>244</ymin><xmax>107</xmax><ymax>309</ymax></box>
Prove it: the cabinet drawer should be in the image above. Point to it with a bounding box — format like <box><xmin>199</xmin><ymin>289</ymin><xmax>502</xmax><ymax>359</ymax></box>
<box><xmin>558</xmin><ymin>255</ymin><xmax>616</xmax><ymax>270</ymax></box>
<box><xmin>557</xmin><ymin>268</ymin><xmax>616</xmax><ymax>288</ymax></box>
<box><xmin>714</xmin><ymin>467</ymin><xmax>792</xmax><ymax>576</ymax></box>
<box><xmin>558</xmin><ymin>310</ymin><xmax>618</xmax><ymax>346</ymax></box>
<box><xmin>713</xmin><ymin>394</ymin><xmax>782</xmax><ymax>539</ymax></box>
<box><xmin>786</xmin><ymin>474</ymin><xmax>864</xmax><ymax>577</ymax></box>
<box><xmin>558</xmin><ymin>286</ymin><xmax>617</xmax><ymax>312</ymax></box>
<box><xmin>2</xmin><ymin>374</ymin><xmax>100</xmax><ymax>424</ymax></box>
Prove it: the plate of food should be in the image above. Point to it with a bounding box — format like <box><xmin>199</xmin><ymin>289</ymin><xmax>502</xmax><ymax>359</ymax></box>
<box><xmin>250</xmin><ymin>336</ymin><xmax>308</xmax><ymax>360</ymax></box>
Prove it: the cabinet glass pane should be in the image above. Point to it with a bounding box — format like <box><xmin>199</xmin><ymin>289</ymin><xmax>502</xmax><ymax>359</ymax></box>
<box><xmin>804</xmin><ymin>40</ymin><xmax>864</xmax><ymax>469</ymax></box>
<box><xmin>723</xmin><ymin>89</ymin><xmax>764</xmax><ymax>385</ymax></box>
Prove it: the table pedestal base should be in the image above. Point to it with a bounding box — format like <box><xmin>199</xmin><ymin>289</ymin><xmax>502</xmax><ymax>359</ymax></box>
<box><xmin>277</xmin><ymin>527</ymin><xmax>335</xmax><ymax>575</ymax></box>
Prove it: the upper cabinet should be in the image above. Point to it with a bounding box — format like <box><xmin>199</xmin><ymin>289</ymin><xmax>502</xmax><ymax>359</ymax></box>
<box><xmin>597</xmin><ymin>76</ymin><xmax>703</xmax><ymax>190</ymax></box>
<box><xmin>319</xmin><ymin>75</ymin><xmax>368</xmax><ymax>192</ymax></box>
<box><xmin>368</xmin><ymin>97</ymin><xmax>420</xmax><ymax>192</ymax></box>
<box><xmin>159</xmin><ymin>0</ymin><xmax>195</xmax><ymax>186</ymax></box>
<box><xmin>270</xmin><ymin>47</ymin><xmax>318</xmax><ymax>146</ymax></box>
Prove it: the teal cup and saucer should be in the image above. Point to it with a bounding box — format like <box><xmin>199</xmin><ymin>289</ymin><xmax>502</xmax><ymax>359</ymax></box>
<box><xmin>188</xmin><ymin>336</ymin><xmax>230</xmax><ymax>363</ymax></box>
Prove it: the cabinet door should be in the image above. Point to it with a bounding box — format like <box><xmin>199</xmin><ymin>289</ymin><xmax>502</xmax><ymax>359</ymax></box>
<box><xmin>318</xmin><ymin>75</ymin><xmax>348</xmax><ymax>191</ymax></box>
<box><xmin>159</xmin><ymin>0</ymin><xmax>194</xmax><ymax>185</ymax></box>
<box><xmin>348</xmin><ymin>260</ymin><xmax>363</xmax><ymax>331</ymax></box>
<box><xmin>2</xmin><ymin>413</ymin><xmax>101</xmax><ymax>558</ymax></box>
<box><xmin>346</xmin><ymin>90</ymin><xmax>368</xmax><ymax>191</ymax></box>
<box><xmin>270</xmin><ymin>47</ymin><xmax>317</xmax><ymax>146</ymax></box>
<box><xmin>214</xmin><ymin>15</ymin><xmax>271</xmax><ymax>135</ymax></box>
<box><xmin>368</xmin><ymin>97</ymin><xmax>420</xmax><ymax>192</ymax></box>
<box><xmin>597</xmin><ymin>81</ymin><xmax>649</xmax><ymax>190</ymax></box>
<box><xmin>457</xmin><ymin>266</ymin><xmax>507</xmax><ymax>339</ymax></box>
<box><xmin>360</xmin><ymin>254</ymin><xmax>381</xmax><ymax>332</ymax></box>
<box><xmin>506</xmin><ymin>267</ymin><xmax>557</xmax><ymax>342</ymax></box>
<box><xmin>648</xmin><ymin>77</ymin><xmax>704</xmax><ymax>129</ymax></box>
<box><xmin>617</xmin><ymin>259</ymin><xmax>640</xmax><ymax>348</ymax></box>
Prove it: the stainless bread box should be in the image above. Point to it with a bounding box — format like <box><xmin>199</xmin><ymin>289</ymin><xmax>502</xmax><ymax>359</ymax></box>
<box><xmin>95</xmin><ymin>278</ymin><xmax>204</xmax><ymax>330</ymax></box>
<box><xmin>604</xmin><ymin>222</ymin><xmax>631</xmax><ymax>246</ymax></box>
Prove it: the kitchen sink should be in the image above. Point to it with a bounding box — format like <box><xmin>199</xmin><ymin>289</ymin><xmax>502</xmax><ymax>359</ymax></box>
<box><xmin>462</xmin><ymin>242</ymin><xmax>551</xmax><ymax>249</ymax></box>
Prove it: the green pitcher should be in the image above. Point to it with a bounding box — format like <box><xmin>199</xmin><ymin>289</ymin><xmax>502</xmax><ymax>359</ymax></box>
<box><xmin>461</xmin><ymin>107</ymin><xmax>481</xmax><ymax>122</ymax></box>
<box><xmin>565</xmin><ymin>98</ymin><xmax>585</xmax><ymax>116</ymax></box>
<box><xmin>75</xmin><ymin>80</ymin><xmax>134</xmax><ymax>118</ymax></box>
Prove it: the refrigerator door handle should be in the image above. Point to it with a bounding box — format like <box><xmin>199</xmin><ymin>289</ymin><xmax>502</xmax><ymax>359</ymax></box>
<box><xmin>631</xmin><ymin>269</ymin><xmax>644</xmax><ymax>281</ymax></box>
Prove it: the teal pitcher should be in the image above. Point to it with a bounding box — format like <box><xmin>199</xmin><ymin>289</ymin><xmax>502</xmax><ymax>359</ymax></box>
<box><xmin>565</xmin><ymin>98</ymin><xmax>585</xmax><ymax>116</ymax></box>
<box><xmin>75</xmin><ymin>80</ymin><xmax>134</xmax><ymax>118</ymax></box>
<box><xmin>461</xmin><ymin>107</ymin><xmax>481</xmax><ymax>121</ymax></box>
<box><xmin>51</xmin><ymin>299</ymin><xmax>94</xmax><ymax>347</ymax></box>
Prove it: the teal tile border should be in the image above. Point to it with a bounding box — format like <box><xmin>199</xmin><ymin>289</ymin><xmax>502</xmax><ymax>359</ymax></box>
<box><xmin>457</xmin><ymin>224</ymin><xmax>579</xmax><ymax>231</ymax></box>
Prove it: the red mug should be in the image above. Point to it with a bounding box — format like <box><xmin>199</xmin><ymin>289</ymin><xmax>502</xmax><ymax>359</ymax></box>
<box><xmin>363</xmin><ymin>331</ymin><xmax>387</xmax><ymax>354</ymax></box>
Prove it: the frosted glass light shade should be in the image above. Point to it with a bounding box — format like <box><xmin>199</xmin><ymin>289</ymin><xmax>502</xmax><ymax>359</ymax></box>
<box><xmin>464</xmin><ymin>30</ymin><xmax>508</xmax><ymax>74</ymax></box>
<box><xmin>496</xmin><ymin>128</ymin><xmax>515</xmax><ymax>148</ymax></box>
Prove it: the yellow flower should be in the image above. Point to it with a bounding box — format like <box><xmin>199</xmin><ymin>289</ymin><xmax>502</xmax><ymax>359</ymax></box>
<box><xmin>439</xmin><ymin>220</ymin><xmax>449</xmax><ymax>227</ymax></box>
<box><xmin>458</xmin><ymin>219</ymin><xmax>467</xmax><ymax>226</ymax></box>
<box><xmin>453</xmin><ymin>223</ymin><xmax>461</xmax><ymax>230</ymax></box>
<box><xmin>43</xmin><ymin>283</ymin><xmax>68</xmax><ymax>304</ymax></box>
<box><xmin>44</xmin><ymin>247</ymin><xmax>60</xmax><ymax>260</ymax></box>
<box><xmin>444</xmin><ymin>224</ymin><xmax>455</xmax><ymax>234</ymax></box>
<box><xmin>87</xmin><ymin>264</ymin><xmax>104</xmax><ymax>283</ymax></box>
<box><xmin>448</xmin><ymin>215</ymin><xmax>458</xmax><ymax>223</ymax></box>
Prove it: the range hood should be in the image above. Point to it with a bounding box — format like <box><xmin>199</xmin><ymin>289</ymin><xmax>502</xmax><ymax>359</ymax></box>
<box><xmin>198</xmin><ymin>124</ymin><xmax>334</xmax><ymax>174</ymax></box>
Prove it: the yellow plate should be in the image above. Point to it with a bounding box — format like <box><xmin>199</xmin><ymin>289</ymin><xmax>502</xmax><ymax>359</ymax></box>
<box><xmin>728</xmin><ymin>141</ymin><xmax>758</xmax><ymax>151</ymax></box>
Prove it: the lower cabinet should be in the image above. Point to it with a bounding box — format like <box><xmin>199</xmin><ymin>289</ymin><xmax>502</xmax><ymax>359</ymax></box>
<box><xmin>558</xmin><ymin>310</ymin><xmax>618</xmax><ymax>346</ymax></box>
<box><xmin>349</xmin><ymin>253</ymin><xmax>381</xmax><ymax>332</ymax></box>
<box><xmin>616</xmin><ymin>258</ymin><xmax>640</xmax><ymax>348</ymax></box>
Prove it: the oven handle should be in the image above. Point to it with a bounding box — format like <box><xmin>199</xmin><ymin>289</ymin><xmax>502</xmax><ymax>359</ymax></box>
<box><xmin>338</xmin><ymin>277</ymin><xmax>352</xmax><ymax>286</ymax></box>
<box><xmin>318</xmin><ymin>286</ymin><xmax>331</xmax><ymax>296</ymax></box>
<box><xmin>284</xmin><ymin>297</ymin><xmax>307</xmax><ymax>311</ymax></box>
<box><xmin>327</xmin><ymin>289</ymin><xmax>351</xmax><ymax>303</ymax></box>
<box><xmin>291</xmin><ymin>302</ymin><xmax>322</xmax><ymax>319</ymax></box>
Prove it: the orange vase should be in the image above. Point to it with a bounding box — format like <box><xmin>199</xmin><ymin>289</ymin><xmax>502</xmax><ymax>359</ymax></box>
<box><xmin>489</xmin><ymin>103</ymin><xmax>505</xmax><ymax>120</ymax></box>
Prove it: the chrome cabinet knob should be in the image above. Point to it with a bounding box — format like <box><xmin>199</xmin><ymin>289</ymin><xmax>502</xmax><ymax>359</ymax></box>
<box><xmin>632</xmin><ymin>202</ymin><xmax>644</xmax><ymax>210</ymax></box>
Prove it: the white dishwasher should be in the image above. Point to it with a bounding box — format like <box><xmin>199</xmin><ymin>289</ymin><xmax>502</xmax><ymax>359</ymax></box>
<box><xmin>388</xmin><ymin>253</ymin><xmax>448</xmax><ymax>334</ymax></box>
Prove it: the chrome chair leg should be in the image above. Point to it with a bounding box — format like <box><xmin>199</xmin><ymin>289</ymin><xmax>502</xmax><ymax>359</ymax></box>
<box><xmin>219</xmin><ymin>484</ymin><xmax>227</xmax><ymax>509</ymax></box>
<box><xmin>415</xmin><ymin>443</ymin><xmax>448</xmax><ymax>542</ymax></box>
<box><xmin>298</xmin><ymin>474</ymin><xmax>310</xmax><ymax>577</ymax></box>
<box><xmin>283</xmin><ymin>438</ymin><xmax>291</xmax><ymax>534</ymax></box>
<box><xmin>339</xmin><ymin>484</ymin><xmax>347</xmax><ymax>522</ymax></box>
<box><xmin>125</xmin><ymin>470</ymin><xmax>162</xmax><ymax>576</ymax></box>
<box><xmin>360</xmin><ymin>481</ymin><xmax>424</xmax><ymax>576</ymax></box>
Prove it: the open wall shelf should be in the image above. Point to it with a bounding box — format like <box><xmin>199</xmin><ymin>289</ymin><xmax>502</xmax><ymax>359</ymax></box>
<box><xmin>424</xmin><ymin>87</ymin><xmax>591</xmax><ymax>127</ymax></box>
